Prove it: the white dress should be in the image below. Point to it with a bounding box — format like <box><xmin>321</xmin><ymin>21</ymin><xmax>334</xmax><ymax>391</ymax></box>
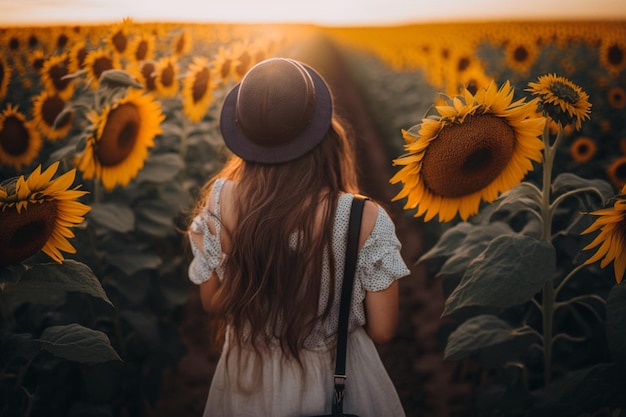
<box><xmin>189</xmin><ymin>179</ymin><xmax>410</xmax><ymax>417</ymax></box>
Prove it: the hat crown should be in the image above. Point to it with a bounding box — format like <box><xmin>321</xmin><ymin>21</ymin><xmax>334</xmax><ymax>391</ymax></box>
<box><xmin>235</xmin><ymin>59</ymin><xmax>316</xmax><ymax>147</ymax></box>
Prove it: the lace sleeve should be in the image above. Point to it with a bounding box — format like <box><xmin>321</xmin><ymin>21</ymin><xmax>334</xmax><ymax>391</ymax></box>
<box><xmin>187</xmin><ymin>179</ymin><xmax>226</xmax><ymax>284</ymax></box>
<box><xmin>356</xmin><ymin>206</ymin><xmax>410</xmax><ymax>291</ymax></box>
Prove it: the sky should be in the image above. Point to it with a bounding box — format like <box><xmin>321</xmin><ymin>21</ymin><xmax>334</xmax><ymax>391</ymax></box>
<box><xmin>0</xmin><ymin>0</ymin><xmax>625</xmax><ymax>27</ymax></box>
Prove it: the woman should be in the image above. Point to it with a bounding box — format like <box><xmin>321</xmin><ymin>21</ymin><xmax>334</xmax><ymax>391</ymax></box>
<box><xmin>188</xmin><ymin>57</ymin><xmax>410</xmax><ymax>416</ymax></box>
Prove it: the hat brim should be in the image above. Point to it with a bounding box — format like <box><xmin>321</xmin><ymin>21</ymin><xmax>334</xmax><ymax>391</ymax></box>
<box><xmin>219</xmin><ymin>61</ymin><xmax>333</xmax><ymax>164</ymax></box>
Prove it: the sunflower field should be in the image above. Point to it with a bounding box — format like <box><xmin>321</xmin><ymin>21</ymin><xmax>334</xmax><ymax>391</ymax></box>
<box><xmin>1</xmin><ymin>16</ymin><xmax>626</xmax><ymax>417</ymax></box>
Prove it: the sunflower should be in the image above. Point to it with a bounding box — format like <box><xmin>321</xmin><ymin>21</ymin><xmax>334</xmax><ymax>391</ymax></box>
<box><xmin>0</xmin><ymin>162</ymin><xmax>90</xmax><ymax>266</ymax></box>
<box><xmin>128</xmin><ymin>60</ymin><xmax>158</xmax><ymax>93</ymax></box>
<box><xmin>154</xmin><ymin>56</ymin><xmax>179</xmax><ymax>98</ymax></box>
<box><xmin>390</xmin><ymin>81</ymin><xmax>545</xmax><ymax>222</ymax></box>
<box><xmin>75</xmin><ymin>89</ymin><xmax>164</xmax><ymax>190</ymax></box>
<box><xmin>526</xmin><ymin>73</ymin><xmax>591</xmax><ymax>131</ymax></box>
<box><xmin>213</xmin><ymin>46</ymin><xmax>237</xmax><ymax>85</ymax></box>
<box><xmin>0</xmin><ymin>104</ymin><xmax>42</xmax><ymax>171</ymax></box>
<box><xmin>182</xmin><ymin>57</ymin><xmax>216</xmax><ymax>123</ymax></box>
<box><xmin>84</xmin><ymin>48</ymin><xmax>120</xmax><ymax>89</ymax></box>
<box><xmin>128</xmin><ymin>32</ymin><xmax>156</xmax><ymax>63</ymax></box>
<box><xmin>68</xmin><ymin>41</ymin><xmax>89</xmax><ymax>74</ymax></box>
<box><xmin>599</xmin><ymin>38</ymin><xmax>626</xmax><ymax>76</ymax></box>
<box><xmin>107</xmin><ymin>18</ymin><xmax>133</xmax><ymax>58</ymax></box>
<box><xmin>504</xmin><ymin>37</ymin><xmax>540</xmax><ymax>75</ymax></box>
<box><xmin>569</xmin><ymin>136</ymin><xmax>596</xmax><ymax>164</ymax></box>
<box><xmin>0</xmin><ymin>54</ymin><xmax>10</xmax><ymax>101</ymax></box>
<box><xmin>607</xmin><ymin>86</ymin><xmax>626</xmax><ymax>109</ymax></box>
<box><xmin>31</xmin><ymin>90</ymin><xmax>73</xmax><ymax>140</ymax></box>
<box><xmin>40</xmin><ymin>53</ymin><xmax>75</xmax><ymax>100</ymax></box>
<box><xmin>28</xmin><ymin>49</ymin><xmax>46</xmax><ymax>72</ymax></box>
<box><xmin>581</xmin><ymin>184</ymin><xmax>626</xmax><ymax>283</ymax></box>
<box><xmin>171</xmin><ymin>29</ymin><xmax>192</xmax><ymax>57</ymax></box>
<box><xmin>607</xmin><ymin>156</ymin><xmax>626</xmax><ymax>190</ymax></box>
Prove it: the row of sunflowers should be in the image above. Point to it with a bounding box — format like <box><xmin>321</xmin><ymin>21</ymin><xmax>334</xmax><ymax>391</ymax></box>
<box><xmin>331</xmin><ymin>20</ymin><xmax>626</xmax><ymax>416</ymax></box>
<box><xmin>0</xmin><ymin>19</ymin><xmax>314</xmax><ymax>416</ymax></box>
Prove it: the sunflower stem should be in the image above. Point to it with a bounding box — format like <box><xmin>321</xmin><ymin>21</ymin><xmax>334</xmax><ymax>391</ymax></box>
<box><xmin>539</xmin><ymin>120</ymin><xmax>562</xmax><ymax>385</ymax></box>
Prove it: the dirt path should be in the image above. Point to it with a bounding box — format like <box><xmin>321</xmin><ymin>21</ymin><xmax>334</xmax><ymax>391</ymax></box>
<box><xmin>151</xmin><ymin>34</ymin><xmax>475</xmax><ymax>417</ymax></box>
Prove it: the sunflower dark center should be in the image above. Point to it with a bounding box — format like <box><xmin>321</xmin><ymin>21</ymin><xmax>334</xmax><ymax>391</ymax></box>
<box><xmin>95</xmin><ymin>103</ymin><xmax>140</xmax><ymax>166</ymax></box>
<box><xmin>608</xmin><ymin>44</ymin><xmax>624</xmax><ymax>66</ymax></box>
<box><xmin>141</xmin><ymin>62</ymin><xmax>157</xmax><ymax>91</ymax></box>
<box><xmin>175</xmin><ymin>35</ymin><xmax>186</xmax><ymax>55</ymax></box>
<box><xmin>76</xmin><ymin>47</ymin><xmax>87</xmax><ymax>69</ymax></box>
<box><xmin>457</xmin><ymin>57</ymin><xmax>470</xmax><ymax>72</ymax></box>
<box><xmin>56</xmin><ymin>34</ymin><xmax>69</xmax><ymax>49</ymax></box>
<box><xmin>161</xmin><ymin>63</ymin><xmax>174</xmax><ymax>87</ymax></box>
<box><xmin>41</xmin><ymin>95</ymin><xmax>66</xmax><ymax>127</ymax></box>
<box><xmin>235</xmin><ymin>52</ymin><xmax>251</xmax><ymax>78</ymax></box>
<box><xmin>220</xmin><ymin>60</ymin><xmax>231</xmax><ymax>79</ymax></box>
<box><xmin>577</xmin><ymin>143</ymin><xmax>590</xmax><ymax>155</ymax></box>
<box><xmin>9</xmin><ymin>37</ymin><xmax>19</xmax><ymax>50</ymax></box>
<box><xmin>93</xmin><ymin>56</ymin><xmax>114</xmax><ymax>79</ymax></box>
<box><xmin>135</xmin><ymin>40</ymin><xmax>148</xmax><ymax>61</ymax></box>
<box><xmin>33</xmin><ymin>57</ymin><xmax>45</xmax><ymax>71</ymax></box>
<box><xmin>550</xmin><ymin>81</ymin><xmax>578</xmax><ymax>104</ymax></box>
<box><xmin>514</xmin><ymin>45</ymin><xmax>529</xmax><ymax>62</ymax></box>
<box><xmin>0</xmin><ymin>200</ymin><xmax>57</xmax><ymax>267</ymax></box>
<box><xmin>192</xmin><ymin>68</ymin><xmax>210</xmax><ymax>103</ymax></box>
<box><xmin>112</xmin><ymin>30</ymin><xmax>128</xmax><ymax>53</ymax></box>
<box><xmin>0</xmin><ymin>116</ymin><xmax>30</xmax><ymax>155</ymax></box>
<box><xmin>28</xmin><ymin>35</ymin><xmax>39</xmax><ymax>48</ymax></box>
<box><xmin>421</xmin><ymin>114</ymin><xmax>516</xmax><ymax>198</ymax></box>
<box><xmin>0</xmin><ymin>63</ymin><xmax>4</xmax><ymax>86</ymax></box>
<box><xmin>49</xmin><ymin>63</ymin><xmax>70</xmax><ymax>91</ymax></box>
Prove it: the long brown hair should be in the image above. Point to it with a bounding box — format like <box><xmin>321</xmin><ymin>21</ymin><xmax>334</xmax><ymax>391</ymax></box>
<box><xmin>192</xmin><ymin>117</ymin><xmax>358</xmax><ymax>365</ymax></box>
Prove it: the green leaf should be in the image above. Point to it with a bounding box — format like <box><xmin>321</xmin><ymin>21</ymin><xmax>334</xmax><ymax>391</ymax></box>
<box><xmin>99</xmin><ymin>69</ymin><xmax>144</xmax><ymax>89</ymax></box>
<box><xmin>445</xmin><ymin>315</ymin><xmax>523</xmax><ymax>360</ymax></box>
<box><xmin>104</xmin><ymin>249</ymin><xmax>162</xmax><ymax>275</ymax></box>
<box><xmin>418</xmin><ymin>222</ymin><xmax>473</xmax><ymax>264</ymax></box>
<box><xmin>443</xmin><ymin>234</ymin><xmax>555</xmax><ymax>316</ymax></box>
<box><xmin>135</xmin><ymin>153</ymin><xmax>184</xmax><ymax>183</ymax></box>
<box><xmin>492</xmin><ymin>182</ymin><xmax>542</xmax><ymax>215</ymax></box>
<box><xmin>88</xmin><ymin>202</ymin><xmax>135</xmax><ymax>233</ymax></box>
<box><xmin>438</xmin><ymin>222</ymin><xmax>513</xmax><ymax>278</ymax></box>
<box><xmin>39</xmin><ymin>324</ymin><xmax>121</xmax><ymax>363</ymax></box>
<box><xmin>605</xmin><ymin>281</ymin><xmax>626</xmax><ymax>369</ymax></box>
<box><xmin>552</xmin><ymin>173</ymin><xmax>614</xmax><ymax>203</ymax></box>
<box><xmin>1</xmin><ymin>260</ymin><xmax>112</xmax><ymax>312</ymax></box>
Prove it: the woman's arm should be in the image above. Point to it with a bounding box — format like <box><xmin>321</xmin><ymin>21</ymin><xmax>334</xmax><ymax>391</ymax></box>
<box><xmin>358</xmin><ymin>200</ymin><xmax>400</xmax><ymax>344</ymax></box>
<box><xmin>199</xmin><ymin>274</ymin><xmax>221</xmax><ymax>313</ymax></box>
<box><xmin>364</xmin><ymin>281</ymin><xmax>399</xmax><ymax>344</ymax></box>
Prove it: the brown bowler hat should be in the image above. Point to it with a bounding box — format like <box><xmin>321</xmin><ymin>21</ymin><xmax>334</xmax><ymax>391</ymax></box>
<box><xmin>219</xmin><ymin>58</ymin><xmax>333</xmax><ymax>164</ymax></box>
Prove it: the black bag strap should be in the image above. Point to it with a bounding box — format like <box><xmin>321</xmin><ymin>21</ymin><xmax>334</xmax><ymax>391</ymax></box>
<box><xmin>333</xmin><ymin>195</ymin><xmax>367</xmax><ymax>416</ymax></box>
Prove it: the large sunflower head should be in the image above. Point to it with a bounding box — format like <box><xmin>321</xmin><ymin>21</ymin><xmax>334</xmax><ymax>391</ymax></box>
<box><xmin>31</xmin><ymin>90</ymin><xmax>73</xmax><ymax>141</ymax></box>
<box><xmin>582</xmin><ymin>184</ymin><xmax>626</xmax><ymax>283</ymax></box>
<box><xmin>181</xmin><ymin>57</ymin><xmax>216</xmax><ymax>123</ymax></box>
<box><xmin>0</xmin><ymin>104</ymin><xmax>42</xmax><ymax>171</ymax></box>
<box><xmin>0</xmin><ymin>162</ymin><xmax>90</xmax><ymax>266</ymax></box>
<box><xmin>40</xmin><ymin>53</ymin><xmax>75</xmax><ymax>100</ymax></box>
<box><xmin>171</xmin><ymin>29</ymin><xmax>192</xmax><ymax>57</ymax></box>
<box><xmin>0</xmin><ymin>54</ymin><xmax>10</xmax><ymax>101</ymax></box>
<box><xmin>390</xmin><ymin>81</ymin><xmax>546</xmax><ymax>222</ymax></box>
<box><xmin>526</xmin><ymin>73</ymin><xmax>591</xmax><ymax>131</ymax></box>
<box><xmin>68</xmin><ymin>41</ymin><xmax>89</xmax><ymax>74</ymax></box>
<box><xmin>75</xmin><ymin>89</ymin><xmax>164</xmax><ymax>190</ymax></box>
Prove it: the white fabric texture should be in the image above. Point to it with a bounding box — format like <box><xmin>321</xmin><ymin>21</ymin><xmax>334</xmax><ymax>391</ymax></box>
<box><xmin>188</xmin><ymin>178</ymin><xmax>410</xmax><ymax>416</ymax></box>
